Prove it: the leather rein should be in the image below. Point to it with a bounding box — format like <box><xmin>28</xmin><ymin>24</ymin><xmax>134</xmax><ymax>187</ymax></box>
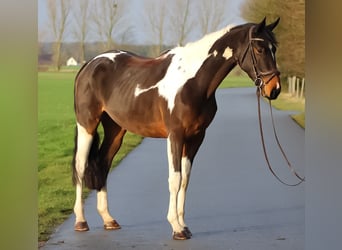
<box><xmin>256</xmin><ymin>88</ymin><xmax>305</xmax><ymax>186</ymax></box>
<box><xmin>242</xmin><ymin>26</ymin><xmax>305</xmax><ymax>186</ymax></box>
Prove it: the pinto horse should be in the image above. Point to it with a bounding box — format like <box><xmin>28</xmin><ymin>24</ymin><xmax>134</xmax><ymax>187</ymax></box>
<box><xmin>72</xmin><ymin>17</ymin><xmax>281</xmax><ymax>240</ymax></box>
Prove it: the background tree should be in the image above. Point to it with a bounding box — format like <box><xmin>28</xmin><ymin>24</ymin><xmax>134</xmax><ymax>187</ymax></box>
<box><xmin>47</xmin><ymin>0</ymin><xmax>70</xmax><ymax>70</ymax></box>
<box><xmin>144</xmin><ymin>0</ymin><xmax>168</xmax><ymax>56</ymax></box>
<box><xmin>169</xmin><ymin>0</ymin><xmax>192</xmax><ymax>46</ymax></box>
<box><xmin>241</xmin><ymin>0</ymin><xmax>305</xmax><ymax>78</ymax></box>
<box><xmin>197</xmin><ymin>0</ymin><xmax>232</xmax><ymax>36</ymax></box>
<box><xmin>91</xmin><ymin>0</ymin><xmax>128</xmax><ymax>51</ymax></box>
<box><xmin>71</xmin><ymin>0</ymin><xmax>90</xmax><ymax>63</ymax></box>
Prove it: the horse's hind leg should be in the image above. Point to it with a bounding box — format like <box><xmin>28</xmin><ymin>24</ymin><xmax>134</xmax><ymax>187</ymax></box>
<box><xmin>73</xmin><ymin>122</ymin><xmax>99</xmax><ymax>231</ymax></box>
<box><xmin>97</xmin><ymin>112</ymin><xmax>126</xmax><ymax>230</ymax></box>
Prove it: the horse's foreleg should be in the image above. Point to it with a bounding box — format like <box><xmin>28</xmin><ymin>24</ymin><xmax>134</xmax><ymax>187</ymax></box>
<box><xmin>166</xmin><ymin>134</ymin><xmax>189</xmax><ymax>240</ymax></box>
<box><xmin>177</xmin><ymin>131</ymin><xmax>206</xmax><ymax>238</ymax></box>
<box><xmin>177</xmin><ymin>157</ymin><xmax>192</xmax><ymax>236</ymax></box>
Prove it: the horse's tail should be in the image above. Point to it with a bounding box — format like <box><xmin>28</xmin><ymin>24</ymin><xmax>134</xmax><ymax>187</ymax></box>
<box><xmin>72</xmin><ymin>127</ymin><xmax>107</xmax><ymax>191</ymax></box>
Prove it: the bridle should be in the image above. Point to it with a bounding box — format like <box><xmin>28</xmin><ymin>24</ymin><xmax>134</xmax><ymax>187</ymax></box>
<box><xmin>240</xmin><ymin>25</ymin><xmax>305</xmax><ymax>186</ymax></box>
<box><xmin>239</xmin><ymin>25</ymin><xmax>280</xmax><ymax>89</ymax></box>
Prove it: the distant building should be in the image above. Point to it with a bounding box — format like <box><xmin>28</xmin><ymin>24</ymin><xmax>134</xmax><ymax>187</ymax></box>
<box><xmin>66</xmin><ymin>57</ymin><xmax>78</xmax><ymax>66</ymax></box>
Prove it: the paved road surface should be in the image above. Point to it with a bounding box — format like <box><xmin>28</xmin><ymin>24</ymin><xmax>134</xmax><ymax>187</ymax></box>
<box><xmin>42</xmin><ymin>88</ymin><xmax>304</xmax><ymax>250</ymax></box>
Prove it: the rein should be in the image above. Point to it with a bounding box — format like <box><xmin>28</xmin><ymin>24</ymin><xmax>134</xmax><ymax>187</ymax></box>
<box><xmin>256</xmin><ymin>87</ymin><xmax>305</xmax><ymax>186</ymax></box>
<box><xmin>240</xmin><ymin>25</ymin><xmax>304</xmax><ymax>186</ymax></box>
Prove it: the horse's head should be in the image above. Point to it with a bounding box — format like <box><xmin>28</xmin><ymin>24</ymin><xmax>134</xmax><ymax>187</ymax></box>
<box><xmin>236</xmin><ymin>17</ymin><xmax>281</xmax><ymax>100</ymax></box>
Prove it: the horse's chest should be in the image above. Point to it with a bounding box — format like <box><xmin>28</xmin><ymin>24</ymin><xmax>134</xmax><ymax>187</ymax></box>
<box><xmin>173</xmin><ymin>99</ymin><xmax>217</xmax><ymax>137</ymax></box>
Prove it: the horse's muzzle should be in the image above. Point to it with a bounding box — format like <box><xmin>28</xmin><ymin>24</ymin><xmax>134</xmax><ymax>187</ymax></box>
<box><xmin>262</xmin><ymin>75</ymin><xmax>281</xmax><ymax>100</ymax></box>
<box><xmin>269</xmin><ymin>86</ymin><xmax>281</xmax><ymax>99</ymax></box>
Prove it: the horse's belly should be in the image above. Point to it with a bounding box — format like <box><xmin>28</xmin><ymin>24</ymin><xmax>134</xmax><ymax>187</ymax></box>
<box><xmin>106</xmin><ymin>109</ymin><xmax>168</xmax><ymax>138</ymax></box>
<box><xmin>124</xmin><ymin>120</ymin><xmax>168</xmax><ymax>138</ymax></box>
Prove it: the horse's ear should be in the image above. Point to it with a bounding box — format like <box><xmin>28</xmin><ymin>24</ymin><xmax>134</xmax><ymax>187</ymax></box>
<box><xmin>255</xmin><ymin>17</ymin><xmax>266</xmax><ymax>33</ymax></box>
<box><xmin>267</xmin><ymin>17</ymin><xmax>280</xmax><ymax>31</ymax></box>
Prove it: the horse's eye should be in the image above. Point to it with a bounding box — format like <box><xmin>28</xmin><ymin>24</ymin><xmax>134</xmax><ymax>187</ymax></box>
<box><xmin>255</xmin><ymin>48</ymin><xmax>264</xmax><ymax>54</ymax></box>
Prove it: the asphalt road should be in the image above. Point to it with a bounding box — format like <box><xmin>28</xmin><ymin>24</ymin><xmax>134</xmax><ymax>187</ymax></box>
<box><xmin>42</xmin><ymin>88</ymin><xmax>304</xmax><ymax>250</ymax></box>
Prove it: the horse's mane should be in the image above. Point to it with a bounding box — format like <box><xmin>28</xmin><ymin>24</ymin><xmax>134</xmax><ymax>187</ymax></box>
<box><xmin>168</xmin><ymin>24</ymin><xmax>234</xmax><ymax>61</ymax></box>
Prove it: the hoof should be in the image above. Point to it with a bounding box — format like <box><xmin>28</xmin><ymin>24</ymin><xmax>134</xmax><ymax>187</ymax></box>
<box><xmin>104</xmin><ymin>220</ymin><xmax>121</xmax><ymax>230</ymax></box>
<box><xmin>173</xmin><ymin>230</ymin><xmax>191</xmax><ymax>240</ymax></box>
<box><xmin>183</xmin><ymin>227</ymin><xmax>192</xmax><ymax>237</ymax></box>
<box><xmin>74</xmin><ymin>221</ymin><xmax>89</xmax><ymax>232</ymax></box>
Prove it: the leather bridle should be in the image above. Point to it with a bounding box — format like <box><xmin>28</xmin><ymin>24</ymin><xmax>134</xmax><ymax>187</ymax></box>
<box><xmin>240</xmin><ymin>25</ymin><xmax>305</xmax><ymax>186</ymax></box>
<box><xmin>239</xmin><ymin>25</ymin><xmax>280</xmax><ymax>89</ymax></box>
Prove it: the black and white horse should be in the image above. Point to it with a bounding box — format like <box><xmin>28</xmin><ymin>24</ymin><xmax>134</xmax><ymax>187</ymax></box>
<box><xmin>72</xmin><ymin>18</ymin><xmax>281</xmax><ymax>240</ymax></box>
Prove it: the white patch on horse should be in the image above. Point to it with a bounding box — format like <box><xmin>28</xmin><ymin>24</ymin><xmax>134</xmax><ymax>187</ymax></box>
<box><xmin>134</xmin><ymin>25</ymin><xmax>233</xmax><ymax>112</ymax></box>
<box><xmin>222</xmin><ymin>47</ymin><xmax>233</xmax><ymax>60</ymax></box>
<box><xmin>97</xmin><ymin>187</ymin><xmax>115</xmax><ymax>223</ymax></box>
<box><xmin>75</xmin><ymin>123</ymin><xmax>93</xmax><ymax>179</ymax></box>
<box><xmin>166</xmin><ymin>137</ymin><xmax>183</xmax><ymax>233</ymax></box>
<box><xmin>92</xmin><ymin>51</ymin><xmax>126</xmax><ymax>62</ymax></box>
<box><xmin>177</xmin><ymin>157</ymin><xmax>192</xmax><ymax>227</ymax></box>
<box><xmin>268</xmin><ymin>42</ymin><xmax>275</xmax><ymax>60</ymax></box>
<box><xmin>134</xmin><ymin>84</ymin><xmax>156</xmax><ymax>97</ymax></box>
<box><xmin>74</xmin><ymin>123</ymin><xmax>93</xmax><ymax>223</ymax></box>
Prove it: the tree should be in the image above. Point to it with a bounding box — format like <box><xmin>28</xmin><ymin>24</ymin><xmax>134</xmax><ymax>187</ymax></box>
<box><xmin>169</xmin><ymin>0</ymin><xmax>192</xmax><ymax>46</ymax></box>
<box><xmin>71</xmin><ymin>0</ymin><xmax>90</xmax><ymax>63</ymax></box>
<box><xmin>144</xmin><ymin>0</ymin><xmax>168</xmax><ymax>56</ymax></box>
<box><xmin>241</xmin><ymin>0</ymin><xmax>305</xmax><ymax>77</ymax></box>
<box><xmin>91</xmin><ymin>0</ymin><xmax>128</xmax><ymax>51</ymax></box>
<box><xmin>197</xmin><ymin>0</ymin><xmax>232</xmax><ymax>36</ymax></box>
<box><xmin>47</xmin><ymin>0</ymin><xmax>71</xmax><ymax>70</ymax></box>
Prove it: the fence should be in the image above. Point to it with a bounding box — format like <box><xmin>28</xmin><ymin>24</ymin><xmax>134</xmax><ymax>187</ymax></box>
<box><xmin>287</xmin><ymin>76</ymin><xmax>305</xmax><ymax>100</ymax></box>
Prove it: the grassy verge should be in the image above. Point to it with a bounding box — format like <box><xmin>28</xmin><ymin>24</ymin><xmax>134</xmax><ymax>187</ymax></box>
<box><xmin>270</xmin><ymin>92</ymin><xmax>305</xmax><ymax>128</ymax></box>
<box><xmin>220</xmin><ymin>73</ymin><xmax>305</xmax><ymax>128</ymax></box>
<box><xmin>219</xmin><ymin>73</ymin><xmax>254</xmax><ymax>88</ymax></box>
<box><xmin>38</xmin><ymin>72</ymin><xmax>142</xmax><ymax>242</ymax></box>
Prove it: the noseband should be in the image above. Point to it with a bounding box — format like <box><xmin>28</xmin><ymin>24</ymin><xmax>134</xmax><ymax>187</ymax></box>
<box><xmin>239</xmin><ymin>26</ymin><xmax>280</xmax><ymax>88</ymax></box>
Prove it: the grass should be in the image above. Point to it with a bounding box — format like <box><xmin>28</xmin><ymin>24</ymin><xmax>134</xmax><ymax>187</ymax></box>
<box><xmin>38</xmin><ymin>72</ymin><xmax>142</xmax><ymax>242</ymax></box>
<box><xmin>38</xmin><ymin>71</ymin><xmax>304</xmax><ymax>243</ymax></box>
<box><xmin>219</xmin><ymin>72</ymin><xmax>254</xmax><ymax>88</ymax></box>
<box><xmin>269</xmin><ymin>88</ymin><xmax>305</xmax><ymax>128</ymax></box>
<box><xmin>220</xmin><ymin>73</ymin><xmax>305</xmax><ymax>128</ymax></box>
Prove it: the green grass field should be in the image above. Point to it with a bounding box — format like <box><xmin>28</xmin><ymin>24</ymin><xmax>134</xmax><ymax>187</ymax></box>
<box><xmin>38</xmin><ymin>71</ymin><xmax>303</xmax><ymax>242</ymax></box>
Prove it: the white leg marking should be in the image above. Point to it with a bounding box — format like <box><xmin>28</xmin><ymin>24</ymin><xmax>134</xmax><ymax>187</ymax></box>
<box><xmin>177</xmin><ymin>157</ymin><xmax>191</xmax><ymax>228</ymax></box>
<box><xmin>166</xmin><ymin>137</ymin><xmax>183</xmax><ymax>233</ymax></box>
<box><xmin>74</xmin><ymin>123</ymin><xmax>93</xmax><ymax>223</ymax></box>
<box><xmin>97</xmin><ymin>187</ymin><xmax>115</xmax><ymax>223</ymax></box>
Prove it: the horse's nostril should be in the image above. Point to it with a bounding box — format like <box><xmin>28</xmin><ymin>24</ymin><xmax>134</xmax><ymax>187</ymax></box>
<box><xmin>270</xmin><ymin>87</ymin><xmax>281</xmax><ymax>99</ymax></box>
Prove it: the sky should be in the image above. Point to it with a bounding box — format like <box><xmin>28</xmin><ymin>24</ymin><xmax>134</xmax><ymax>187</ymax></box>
<box><xmin>38</xmin><ymin>0</ymin><xmax>246</xmax><ymax>44</ymax></box>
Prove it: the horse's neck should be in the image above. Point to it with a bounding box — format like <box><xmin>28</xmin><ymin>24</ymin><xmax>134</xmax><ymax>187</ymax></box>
<box><xmin>205</xmin><ymin>57</ymin><xmax>237</xmax><ymax>98</ymax></box>
<box><xmin>171</xmin><ymin>25</ymin><xmax>240</xmax><ymax>99</ymax></box>
<box><xmin>185</xmin><ymin>27</ymin><xmax>238</xmax><ymax>98</ymax></box>
<box><xmin>192</xmin><ymin>31</ymin><xmax>237</xmax><ymax>98</ymax></box>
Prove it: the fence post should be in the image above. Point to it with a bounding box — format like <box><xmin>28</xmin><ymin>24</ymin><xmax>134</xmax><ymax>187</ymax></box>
<box><xmin>300</xmin><ymin>78</ymin><xmax>305</xmax><ymax>99</ymax></box>
<box><xmin>291</xmin><ymin>76</ymin><xmax>296</xmax><ymax>96</ymax></box>
<box><xmin>296</xmin><ymin>78</ymin><xmax>300</xmax><ymax>98</ymax></box>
